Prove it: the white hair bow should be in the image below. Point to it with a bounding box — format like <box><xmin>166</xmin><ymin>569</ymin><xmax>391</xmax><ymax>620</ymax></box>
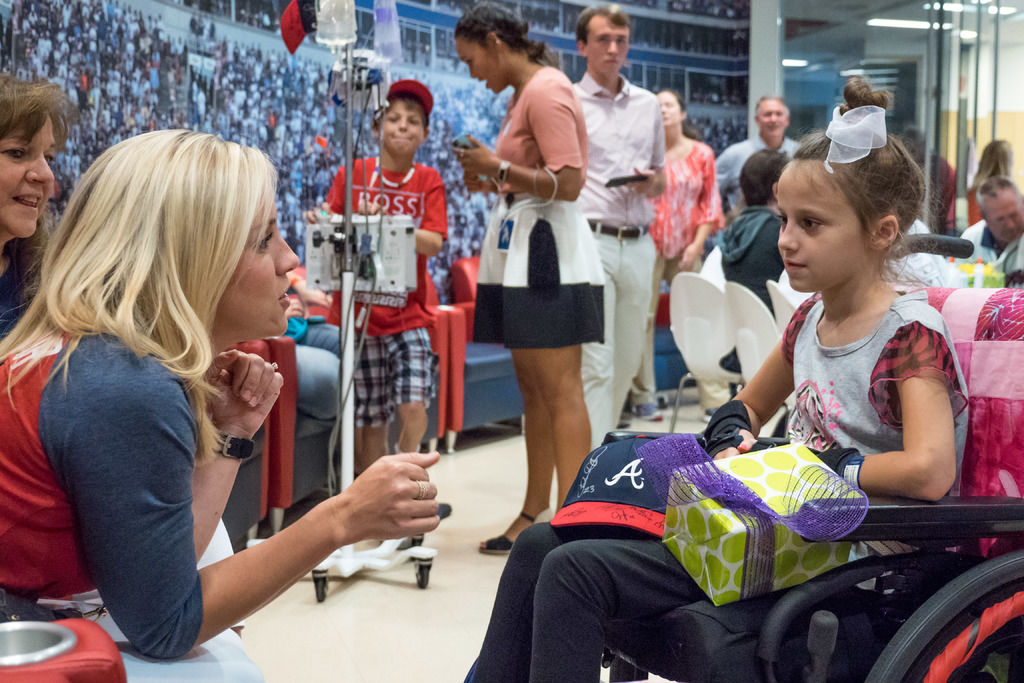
<box><xmin>824</xmin><ymin>105</ymin><xmax>887</xmax><ymax>173</ymax></box>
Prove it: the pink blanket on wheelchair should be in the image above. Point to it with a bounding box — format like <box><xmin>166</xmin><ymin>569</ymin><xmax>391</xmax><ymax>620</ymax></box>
<box><xmin>929</xmin><ymin>287</ymin><xmax>1024</xmax><ymax>556</ymax></box>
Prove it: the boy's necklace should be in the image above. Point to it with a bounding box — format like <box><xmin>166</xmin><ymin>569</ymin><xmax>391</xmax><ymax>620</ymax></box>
<box><xmin>372</xmin><ymin>158</ymin><xmax>414</xmax><ymax>188</ymax></box>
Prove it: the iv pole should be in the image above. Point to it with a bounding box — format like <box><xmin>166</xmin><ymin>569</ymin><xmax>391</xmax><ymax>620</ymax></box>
<box><xmin>308</xmin><ymin>39</ymin><xmax>436</xmax><ymax>601</ymax></box>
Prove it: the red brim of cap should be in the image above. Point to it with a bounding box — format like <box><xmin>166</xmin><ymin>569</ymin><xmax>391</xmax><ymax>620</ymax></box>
<box><xmin>551</xmin><ymin>502</ymin><xmax>664</xmax><ymax>537</ymax></box>
<box><xmin>280</xmin><ymin>1</ymin><xmax>306</xmax><ymax>54</ymax></box>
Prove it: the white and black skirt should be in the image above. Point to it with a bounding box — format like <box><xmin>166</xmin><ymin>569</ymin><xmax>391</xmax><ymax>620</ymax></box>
<box><xmin>474</xmin><ymin>195</ymin><xmax>605</xmax><ymax>349</ymax></box>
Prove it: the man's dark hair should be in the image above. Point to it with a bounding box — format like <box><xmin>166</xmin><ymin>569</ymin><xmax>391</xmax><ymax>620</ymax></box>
<box><xmin>575</xmin><ymin>4</ymin><xmax>630</xmax><ymax>44</ymax></box>
<box><xmin>740</xmin><ymin>150</ymin><xmax>788</xmax><ymax>207</ymax></box>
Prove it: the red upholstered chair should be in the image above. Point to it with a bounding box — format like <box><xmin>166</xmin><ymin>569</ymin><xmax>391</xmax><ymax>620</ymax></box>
<box><xmin>444</xmin><ymin>257</ymin><xmax>524</xmax><ymax>452</ymax></box>
<box><xmin>0</xmin><ymin>619</ymin><xmax>126</xmax><ymax>683</ymax></box>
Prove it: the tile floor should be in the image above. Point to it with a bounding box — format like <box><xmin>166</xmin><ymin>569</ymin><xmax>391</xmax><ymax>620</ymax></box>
<box><xmin>242</xmin><ymin>389</ymin><xmax>707</xmax><ymax>682</ymax></box>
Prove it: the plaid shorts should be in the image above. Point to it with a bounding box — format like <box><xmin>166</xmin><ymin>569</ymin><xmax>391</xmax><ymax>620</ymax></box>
<box><xmin>354</xmin><ymin>327</ymin><xmax>437</xmax><ymax>427</ymax></box>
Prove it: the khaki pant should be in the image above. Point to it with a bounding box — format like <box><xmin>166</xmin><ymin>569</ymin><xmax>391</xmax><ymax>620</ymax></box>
<box><xmin>581</xmin><ymin>233</ymin><xmax>657</xmax><ymax>449</ymax></box>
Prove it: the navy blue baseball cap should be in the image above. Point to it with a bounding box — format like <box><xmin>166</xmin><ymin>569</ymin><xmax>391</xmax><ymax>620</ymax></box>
<box><xmin>551</xmin><ymin>436</ymin><xmax>668</xmax><ymax>537</ymax></box>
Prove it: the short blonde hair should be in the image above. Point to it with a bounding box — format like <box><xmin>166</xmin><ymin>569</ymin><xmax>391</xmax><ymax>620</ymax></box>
<box><xmin>1</xmin><ymin>130</ymin><xmax>277</xmax><ymax>462</ymax></box>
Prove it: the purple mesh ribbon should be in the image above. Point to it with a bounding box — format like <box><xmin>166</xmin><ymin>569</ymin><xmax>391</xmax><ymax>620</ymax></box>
<box><xmin>637</xmin><ymin>434</ymin><xmax>868</xmax><ymax>542</ymax></box>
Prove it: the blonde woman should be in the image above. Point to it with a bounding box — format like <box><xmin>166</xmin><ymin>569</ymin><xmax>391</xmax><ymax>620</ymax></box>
<box><xmin>0</xmin><ymin>74</ymin><xmax>77</xmax><ymax>336</ymax></box>
<box><xmin>0</xmin><ymin>130</ymin><xmax>441</xmax><ymax>660</ymax></box>
<box><xmin>968</xmin><ymin>139</ymin><xmax>1013</xmax><ymax>225</ymax></box>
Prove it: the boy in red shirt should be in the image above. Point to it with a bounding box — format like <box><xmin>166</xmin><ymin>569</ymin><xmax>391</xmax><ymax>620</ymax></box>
<box><xmin>325</xmin><ymin>79</ymin><xmax>448</xmax><ymax>473</ymax></box>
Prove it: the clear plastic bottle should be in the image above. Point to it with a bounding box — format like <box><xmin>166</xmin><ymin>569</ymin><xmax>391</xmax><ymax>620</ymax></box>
<box><xmin>374</xmin><ymin>0</ymin><xmax>403</xmax><ymax>63</ymax></box>
<box><xmin>316</xmin><ymin>0</ymin><xmax>357</xmax><ymax>48</ymax></box>
<box><xmin>973</xmin><ymin>257</ymin><xmax>986</xmax><ymax>289</ymax></box>
<box><xmin>946</xmin><ymin>257</ymin><xmax>967</xmax><ymax>288</ymax></box>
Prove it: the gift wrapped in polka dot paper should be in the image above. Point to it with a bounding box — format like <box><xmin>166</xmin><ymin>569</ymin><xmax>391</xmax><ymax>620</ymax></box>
<box><xmin>656</xmin><ymin>442</ymin><xmax>868</xmax><ymax>606</ymax></box>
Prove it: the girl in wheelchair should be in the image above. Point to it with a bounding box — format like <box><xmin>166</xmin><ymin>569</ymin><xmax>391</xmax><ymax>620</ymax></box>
<box><xmin>466</xmin><ymin>77</ymin><xmax>969</xmax><ymax>683</ymax></box>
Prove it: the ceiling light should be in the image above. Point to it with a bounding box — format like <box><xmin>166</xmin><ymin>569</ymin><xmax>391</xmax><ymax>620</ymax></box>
<box><xmin>867</xmin><ymin>18</ymin><xmax>932</xmax><ymax>29</ymax></box>
<box><xmin>782</xmin><ymin>59</ymin><xmax>808</xmax><ymax>67</ymax></box>
<box><xmin>960</xmin><ymin>29</ymin><xmax>978</xmax><ymax>39</ymax></box>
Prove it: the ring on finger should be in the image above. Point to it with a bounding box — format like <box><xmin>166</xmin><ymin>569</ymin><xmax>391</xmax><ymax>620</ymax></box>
<box><xmin>271</xmin><ymin>362</ymin><xmax>279</xmax><ymax>371</ymax></box>
<box><xmin>414</xmin><ymin>480</ymin><xmax>430</xmax><ymax>500</ymax></box>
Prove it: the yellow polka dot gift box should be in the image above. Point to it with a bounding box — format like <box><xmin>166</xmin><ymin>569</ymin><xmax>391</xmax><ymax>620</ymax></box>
<box><xmin>651</xmin><ymin>438</ymin><xmax>868</xmax><ymax>607</ymax></box>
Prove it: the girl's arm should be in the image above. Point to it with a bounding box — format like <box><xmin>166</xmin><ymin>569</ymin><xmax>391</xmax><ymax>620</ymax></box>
<box><xmin>715</xmin><ymin>342</ymin><xmax>794</xmax><ymax>459</ymax></box>
<box><xmin>857</xmin><ymin>372</ymin><xmax>957</xmax><ymax>501</ymax></box>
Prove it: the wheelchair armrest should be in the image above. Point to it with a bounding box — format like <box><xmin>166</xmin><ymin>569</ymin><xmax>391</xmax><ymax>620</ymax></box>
<box><xmin>601</xmin><ymin>430</ymin><xmax>670</xmax><ymax>444</ymax></box>
<box><xmin>840</xmin><ymin>495</ymin><xmax>1024</xmax><ymax>542</ymax></box>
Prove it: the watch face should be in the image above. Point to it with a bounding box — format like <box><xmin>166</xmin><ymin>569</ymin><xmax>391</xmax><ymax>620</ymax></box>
<box><xmin>221</xmin><ymin>435</ymin><xmax>256</xmax><ymax>461</ymax></box>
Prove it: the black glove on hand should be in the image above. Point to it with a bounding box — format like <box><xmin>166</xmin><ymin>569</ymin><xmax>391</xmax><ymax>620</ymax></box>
<box><xmin>701</xmin><ymin>400</ymin><xmax>753</xmax><ymax>457</ymax></box>
<box><xmin>812</xmin><ymin>445</ymin><xmax>864</xmax><ymax>486</ymax></box>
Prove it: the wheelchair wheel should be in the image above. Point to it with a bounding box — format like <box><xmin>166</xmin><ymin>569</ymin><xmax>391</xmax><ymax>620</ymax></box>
<box><xmin>867</xmin><ymin>550</ymin><xmax>1024</xmax><ymax>683</ymax></box>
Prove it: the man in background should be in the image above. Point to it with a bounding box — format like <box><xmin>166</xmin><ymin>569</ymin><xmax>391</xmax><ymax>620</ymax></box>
<box><xmin>962</xmin><ymin>175</ymin><xmax>1024</xmax><ymax>264</ymax></box>
<box><xmin>574</xmin><ymin>3</ymin><xmax>666</xmax><ymax>446</ymax></box>
<box><xmin>715</xmin><ymin>95</ymin><xmax>798</xmax><ymax>213</ymax></box>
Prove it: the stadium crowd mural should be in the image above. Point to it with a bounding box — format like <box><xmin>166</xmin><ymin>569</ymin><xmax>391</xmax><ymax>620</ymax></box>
<box><xmin>0</xmin><ymin>0</ymin><xmax>748</xmax><ymax>300</ymax></box>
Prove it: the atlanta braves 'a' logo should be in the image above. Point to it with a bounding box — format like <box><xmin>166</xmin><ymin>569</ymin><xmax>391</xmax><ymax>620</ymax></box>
<box><xmin>605</xmin><ymin>459</ymin><xmax>644</xmax><ymax>490</ymax></box>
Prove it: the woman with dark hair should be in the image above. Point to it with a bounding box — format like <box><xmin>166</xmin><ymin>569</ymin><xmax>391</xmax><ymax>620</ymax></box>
<box><xmin>0</xmin><ymin>74</ymin><xmax>77</xmax><ymax>337</ymax></box>
<box><xmin>453</xmin><ymin>2</ymin><xmax>605</xmax><ymax>553</ymax></box>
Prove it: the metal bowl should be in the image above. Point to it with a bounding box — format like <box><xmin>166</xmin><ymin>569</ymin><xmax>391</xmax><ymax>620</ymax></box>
<box><xmin>0</xmin><ymin>621</ymin><xmax>78</xmax><ymax>667</ymax></box>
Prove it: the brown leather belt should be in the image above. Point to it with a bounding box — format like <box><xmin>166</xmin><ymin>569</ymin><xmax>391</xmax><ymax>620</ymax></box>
<box><xmin>589</xmin><ymin>221</ymin><xmax>648</xmax><ymax>241</ymax></box>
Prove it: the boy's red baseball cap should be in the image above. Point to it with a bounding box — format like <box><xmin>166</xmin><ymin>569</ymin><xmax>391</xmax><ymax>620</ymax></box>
<box><xmin>388</xmin><ymin>79</ymin><xmax>433</xmax><ymax>118</ymax></box>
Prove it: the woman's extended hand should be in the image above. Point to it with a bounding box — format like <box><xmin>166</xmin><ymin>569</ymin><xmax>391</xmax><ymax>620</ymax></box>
<box><xmin>208</xmin><ymin>350</ymin><xmax>283</xmax><ymax>439</ymax></box>
<box><xmin>329</xmin><ymin>452</ymin><xmax>442</xmax><ymax>543</ymax></box>
<box><xmin>713</xmin><ymin>429</ymin><xmax>757</xmax><ymax>460</ymax></box>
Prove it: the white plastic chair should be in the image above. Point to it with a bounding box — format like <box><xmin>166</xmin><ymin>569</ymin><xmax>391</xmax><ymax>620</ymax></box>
<box><xmin>726</xmin><ymin>281</ymin><xmax>791</xmax><ymax>436</ymax></box>
<box><xmin>699</xmin><ymin>246</ymin><xmax>726</xmax><ymax>290</ymax></box>
<box><xmin>668</xmin><ymin>272</ymin><xmax>742</xmax><ymax>431</ymax></box>
<box><xmin>725</xmin><ymin>281</ymin><xmax>781</xmax><ymax>384</ymax></box>
<box><xmin>766</xmin><ymin>279</ymin><xmax>798</xmax><ymax>335</ymax></box>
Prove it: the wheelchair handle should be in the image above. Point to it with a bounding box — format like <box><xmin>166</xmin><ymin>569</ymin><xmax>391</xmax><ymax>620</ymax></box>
<box><xmin>802</xmin><ymin>610</ymin><xmax>838</xmax><ymax>683</ymax></box>
<box><xmin>903</xmin><ymin>234</ymin><xmax>974</xmax><ymax>259</ymax></box>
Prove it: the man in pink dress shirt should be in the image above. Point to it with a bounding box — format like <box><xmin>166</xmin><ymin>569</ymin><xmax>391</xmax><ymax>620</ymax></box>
<box><xmin>574</xmin><ymin>4</ymin><xmax>666</xmax><ymax>448</ymax></box>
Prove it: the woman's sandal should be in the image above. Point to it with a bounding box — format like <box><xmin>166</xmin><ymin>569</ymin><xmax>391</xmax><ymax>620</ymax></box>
<box><xmin>479</xmin><ymin>511</ymin><xmax>537</xmax><ymax>555</ymax></box>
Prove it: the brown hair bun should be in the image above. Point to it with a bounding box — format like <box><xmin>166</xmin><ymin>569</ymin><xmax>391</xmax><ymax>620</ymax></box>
<box><xmin>840</xmin><ymin>77</ymin><xmax>893</xmax><ymax>115</ymax></box>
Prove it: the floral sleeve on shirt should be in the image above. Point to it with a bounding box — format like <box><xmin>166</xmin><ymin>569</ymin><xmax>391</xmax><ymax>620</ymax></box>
<box><xmin>781</xmin><ymin>294</ymin><xmax>821</xmax><ymax>366</ymax></box>
<box><xmin>868</xmin><ymin>321</ymin><xmax>968</xmax><ymax>429</ymax></box>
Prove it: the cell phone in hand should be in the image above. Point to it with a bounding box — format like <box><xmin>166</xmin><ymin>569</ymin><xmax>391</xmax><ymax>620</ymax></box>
<box><xmin>605</xmin><ymin>174</ymin><xmax>648</xmax><ymax>188</ymax></box>
<box><xmin>453</xmin><ymin>133</ymin><xmax>478</xmax><ymax>149</ymax></box>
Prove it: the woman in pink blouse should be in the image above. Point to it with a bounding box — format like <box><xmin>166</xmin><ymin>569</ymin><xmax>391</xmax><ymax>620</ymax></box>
<box><xmin>453</xmin><ymin>2</ymin><xmax>604</xmax><ymax>553</ymax></box>
<box><xmin>631</xmin><ymin>90</ymin><xmax>723</xmax><ymax>419</ymax></box>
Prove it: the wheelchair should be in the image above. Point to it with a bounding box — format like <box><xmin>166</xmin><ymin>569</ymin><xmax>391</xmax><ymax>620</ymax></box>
<box><xmin>603</xmin><ymin>285</ymin><xmax>1024</xmax><ymax>683</ymax></box>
